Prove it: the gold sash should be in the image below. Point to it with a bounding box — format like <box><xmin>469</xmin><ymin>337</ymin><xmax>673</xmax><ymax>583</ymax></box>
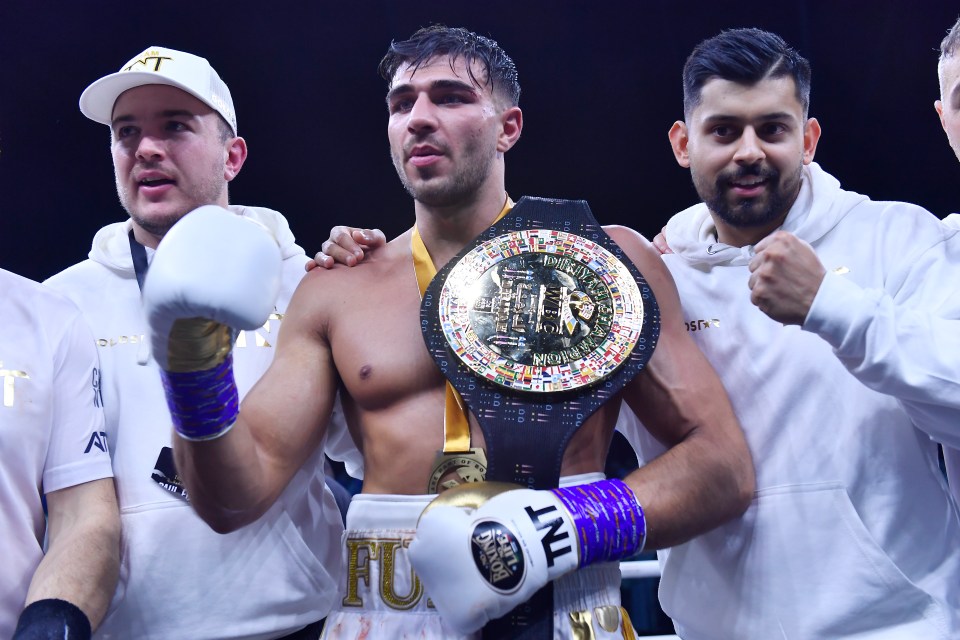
<box><xmin>412</xmin><ymin>197</ymin><xmax>512</xmax><ymax>492</ymax></box>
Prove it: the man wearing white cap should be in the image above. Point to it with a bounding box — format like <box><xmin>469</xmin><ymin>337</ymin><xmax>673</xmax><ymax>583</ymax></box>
<box><xmin>45</xmin><ymin>46</ymin><xmax>351</xmax><ymax>640</ymax></box>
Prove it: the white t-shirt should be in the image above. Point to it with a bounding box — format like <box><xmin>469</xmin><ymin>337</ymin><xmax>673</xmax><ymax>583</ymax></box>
<box><xmin>0</xmin><ymin>268</ymin><xmax>112</xmax><ymax>639</ymax></box>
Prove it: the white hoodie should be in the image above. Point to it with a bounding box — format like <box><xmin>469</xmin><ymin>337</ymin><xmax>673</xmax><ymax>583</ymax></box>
<box><xmin>46</xmin><ymin>206</ymin><xmax>348</xmax><ymax>640</ymax></box>
<box><xmin>940</xmin><ymin>213</ymin><xmax>960</xmax><ymax>518</ymax></box>
<box><xmin>620</xmin><ymin>164</ymin><xmax>960</xmax><ymax>639</ymax></box>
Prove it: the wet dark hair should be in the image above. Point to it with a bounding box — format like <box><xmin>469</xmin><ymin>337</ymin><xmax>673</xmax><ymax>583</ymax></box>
<box><xmin>682</xmin><ymin>28</ymin><xmax>811</xmax><ymax>118</ymax></box>
<box><xmin>378</xmin><ymin>25</ymin><xmax>521</xmax><ymax>106</ymax></box>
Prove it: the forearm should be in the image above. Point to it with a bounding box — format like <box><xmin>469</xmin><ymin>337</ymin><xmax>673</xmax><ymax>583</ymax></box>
<box><xmin>161</xmin><ymin>327</ymin><xmax>336</xmax><ymax>532</ymax></box>
<box><xmin>159</xmin><ymin>330</ymin><xmax>290</xmax><ymax>530</ymax></box>
<box><xmin>28</xmin><ymin>481</ymin><xmax>120</xmax><ymax>630</ymax></box>
<box><xmin>171</xmin><ymin>363</ymin><xmax>334</xmax><ymax>533</ymax></box>
<box><xmin>805</xmin><ymin>270</ymin><xmax>960</xmax><ymax>411</ymax></box>
<box><xmin>622</xmin><ymin>331</ymin><xmax>755</xmax><ymax>548</ymax></box>
<box><xmin>622</xmin><ymin>425</ymin><xmax>753</xmax><ymax>550</ymax></box>
<box><xmin>173</xmin><ymin>424</ymin><xmax>281</xmax><ymax>533</ymax></box>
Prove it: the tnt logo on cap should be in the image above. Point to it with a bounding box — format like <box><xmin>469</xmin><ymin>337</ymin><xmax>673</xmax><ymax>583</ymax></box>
<box><xmin>121</xmin><ymin>48</ymin><xmax>174</xmax><ymax>73</ymax></box>
<box><xmin>79</xmin><ymin>45</ymin><xmax>237</xmax><ymax>135</ymax></box>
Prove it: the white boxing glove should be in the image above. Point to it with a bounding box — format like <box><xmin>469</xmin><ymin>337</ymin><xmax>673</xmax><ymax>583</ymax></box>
<box><xmin>144</xmin><ymin>205</ymin><xmax>282</xmax><ymax>369</ymax></box>
<box><xmin>142</xmin><ymin>205</ymin><xmax>282</xmax><ymax>440</ymax></box>
<box><xmin>407</xmin><ymin>478</ymin><xmax>645</xmax><ymax>634</ymax></box>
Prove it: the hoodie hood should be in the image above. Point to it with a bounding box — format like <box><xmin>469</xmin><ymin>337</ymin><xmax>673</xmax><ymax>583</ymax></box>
<box><xmin>88</xmin><ymin>205</ymin><xmax>306</xmax><ymax>273</ymax></box>
<box><xmin>665</xmin><ymin>162</ymin><xmax>869</xmax><ymax>267</ymax></box>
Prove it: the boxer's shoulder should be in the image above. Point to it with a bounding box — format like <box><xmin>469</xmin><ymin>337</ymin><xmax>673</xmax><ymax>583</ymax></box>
<box><xmin>309</xmin><ymin>229</ymin><xmax>410</xmax><ymax>281</ymax></box>
<box><xmin>295</xmin><ymin>237</ymin><xmax>418</xmax><ymax>337</ymax></box>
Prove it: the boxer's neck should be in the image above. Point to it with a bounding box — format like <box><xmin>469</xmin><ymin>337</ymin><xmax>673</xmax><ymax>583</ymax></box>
<box><xmin>413</xmin><ymin>186</ymin><xmax>508</xmax><ymax>269</ymax></box>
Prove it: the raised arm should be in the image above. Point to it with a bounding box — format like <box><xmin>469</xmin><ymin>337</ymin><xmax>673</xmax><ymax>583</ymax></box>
<box><xmin>20</xmin><ymin>479</ymin><xmax>120</xmax><ymax>634</ymax></box>
<box><xmin>173</xmin><ymin>276</ymin><xmax>340</xmax><ymax>532</ymax></box>
<box><xmin>751</xmin><ymin>213</ymin><xmax>960</xmax><ymax>446</ymax></box>
<box><xmin>144</xmin><ymin>207</ymin><xmax>339</xmax><ymax>532</ymax></box>
<box><xmin>609</xmin><ymin>225</ymin><xmax>754</xmax><ymax>549</ymax></box>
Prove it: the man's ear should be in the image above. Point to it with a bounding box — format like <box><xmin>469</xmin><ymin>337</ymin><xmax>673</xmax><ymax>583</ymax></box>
<box><xmin>802</xmin><ymin>118</ymin><xmax>821</xmax><ymax>165</ymax></box>
<box><xmin>497</xmin><ymin>106</ymin><xmax>523</xmax><ymax>153</ymax></box>
<box><xmin>224</xmin><ymin>136</ymin><xmax>248</xmax><ymax>182</ymax></box>
<box><xmin>667</xmin><ymin>121</ymin><xmax>691</xmax><ymax>168</ymax></box>
<box><xmin>935</xmin><ymin>99</ymin><xmax>948</xmax><ymax>132</ymax></box>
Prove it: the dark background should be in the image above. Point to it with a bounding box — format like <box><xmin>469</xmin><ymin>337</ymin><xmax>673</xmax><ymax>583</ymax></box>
<box><xmin>3</xmin><ymin>4</ymin><xmax>954</xmax><ymax>634</ymax></box>
<box><xmin>1</xmin><ymin>1</ymin><xmax>958</xmax><ymax>282</ymax></box>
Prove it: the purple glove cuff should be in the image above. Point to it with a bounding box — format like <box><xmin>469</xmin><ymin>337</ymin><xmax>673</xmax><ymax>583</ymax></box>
<box><xmin>550</xmin><ymin>478</ymin><xmax>646</xmax><ymax>568</ymax></box>
<box><xmin>160</xmin><ymin>355</ymin><xmax>239</xmax><ymax>441</ymax></box>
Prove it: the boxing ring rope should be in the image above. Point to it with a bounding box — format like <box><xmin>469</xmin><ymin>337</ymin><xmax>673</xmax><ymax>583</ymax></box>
<box><xmin>619</xmin><ymin>559</ymin><xmax>661</xmax><ymax>580</ymax></box>
<box><xmin>619</xmin><ymin>559</ymin><xmax>680</xmax><ymax>639</ymax></box>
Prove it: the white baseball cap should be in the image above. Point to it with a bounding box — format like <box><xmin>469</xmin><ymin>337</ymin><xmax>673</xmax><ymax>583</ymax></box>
<box><xmin>79</xmin><ymin>45</ymin><xmax>237</xmax><ymax>134</ymax></box>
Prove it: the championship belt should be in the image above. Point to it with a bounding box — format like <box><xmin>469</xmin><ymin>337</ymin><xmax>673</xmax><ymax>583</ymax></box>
<box><xmin>420</xmin><ymin>196</ymin><xmax>660</xmax><ymax>639</ymax></box>
<box><xmin>427</xmin><ymin>446</ymin><xmax>487</xmax><ymax>493</ymax></box>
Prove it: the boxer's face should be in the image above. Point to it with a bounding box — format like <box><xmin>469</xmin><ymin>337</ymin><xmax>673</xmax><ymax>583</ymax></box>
<box><xmin>110</xmin><ymin>85</ymin><xmax>244</xmax><ymax>245</ymax></box>
<box><xmin>669</xmin><ymin>75</ymin><xmax>819</xmax><ymax>246</ymax></box>
<box><xmin>386</xmin><ymin>56</ymin><xmax>506</xmax><ymax>207</ymax></box>
<box><xmin>936</xmin><ymin>54</ymin><xmax>960</xmax><ymax>163</ymax></box>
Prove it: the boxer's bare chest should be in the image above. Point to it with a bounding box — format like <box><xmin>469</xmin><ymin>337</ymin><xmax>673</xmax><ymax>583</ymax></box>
<box><xmin>323</xmin><ymin>247</ymin><xmax>618</xmax><ymax>492</ymax></box>
<box><xmin>328</xmin><ymin>258</ymin><xmax>445</xmax><ymax>412</ymax></box>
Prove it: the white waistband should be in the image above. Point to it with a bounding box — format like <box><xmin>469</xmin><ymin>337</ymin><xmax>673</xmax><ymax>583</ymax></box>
<box><xmin>345</xmin><ymin>472</ymin><xmax>607</xmax><ymax>530</ymax></box>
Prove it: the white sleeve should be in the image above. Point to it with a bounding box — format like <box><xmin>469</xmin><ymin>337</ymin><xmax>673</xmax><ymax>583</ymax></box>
<box><xmin>43</xmin><ymin>307</ymin><xmax>113</xmax><ymax>494</ymax></box>
<box><xmin>802</xmin><ymin>228</ymin><xmax>960</xmax><ymax>446</ymax></box>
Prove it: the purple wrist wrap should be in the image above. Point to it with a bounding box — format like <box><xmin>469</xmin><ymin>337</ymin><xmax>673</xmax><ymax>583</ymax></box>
<box><xmin>550</xmin><ymin>478</ymin><xmax>646</xmax><ymax>568</ymax></box>
<box><xmin>160</xmin><ymin>354</ymin><xmax>239</xmax><ymax>441</ymax></box>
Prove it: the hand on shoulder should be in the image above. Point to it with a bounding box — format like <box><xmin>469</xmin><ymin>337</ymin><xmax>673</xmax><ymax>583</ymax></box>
<box><xmin>306</xmin><ymin>226</ymin><xmax>387</xmax><ymax>271</ymax></box>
